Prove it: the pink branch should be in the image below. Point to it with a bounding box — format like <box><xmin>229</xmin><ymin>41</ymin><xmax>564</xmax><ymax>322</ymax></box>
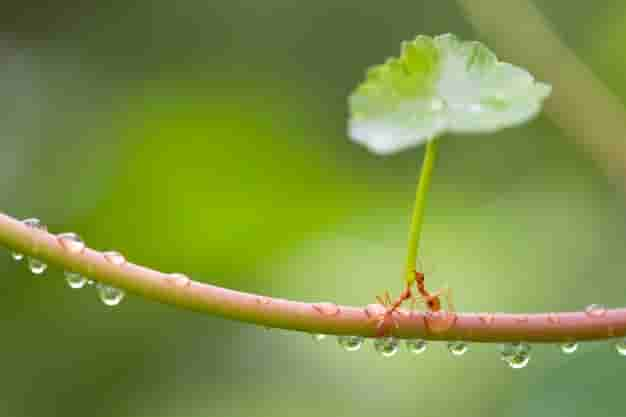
<box><xmin>0</xmin><ymin>211</ymin><xmax>624</xmax><ymax>343</ymax></box>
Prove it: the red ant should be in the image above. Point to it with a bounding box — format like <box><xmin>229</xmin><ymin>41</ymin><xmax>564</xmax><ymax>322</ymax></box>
<box><xmin>371</xmin><ymin>268</ymin><xmax>455</xmax><ymax>336</ymax></box>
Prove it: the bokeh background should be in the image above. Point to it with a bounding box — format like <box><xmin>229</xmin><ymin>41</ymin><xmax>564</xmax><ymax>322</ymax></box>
<box><xmin>1</xmin><ymin>0</ymin><xmax>626</xmax><ymax>416</ymax></box>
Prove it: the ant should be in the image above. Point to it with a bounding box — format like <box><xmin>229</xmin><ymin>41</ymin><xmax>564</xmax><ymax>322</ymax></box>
<box><xmin>371</xmin><ymin>267</ymin><xmax>455</xmax><ymax>337</ymax></box>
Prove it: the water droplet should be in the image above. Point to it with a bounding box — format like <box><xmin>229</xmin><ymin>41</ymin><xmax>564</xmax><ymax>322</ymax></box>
<box><xmin>499</xmin><ymin>342</ymin><xmax>530</xmax><ymax>359</ymax></box>
<box><xmin>560</xmin><ymin>341</ymin><xmax>578</xmax><ymax>355</ymax></box>
<box><xmin>64</xmin><ymin>271</ymin><xmax>88</xmax><ymax>289</ymax></box>
<box><xmin>479</xmin><ymin>313</ymin><xmax>495</xmax><ymax>326</ymax></box>
<box><xmin>498</xmin><ymin>342</ymin><xmax>531</xmax><ymax>369</ymax></box>
<box><xmin>424</xmin><ymin>311</ymin><xmax>457</xmax><ymax>334</ymax></box>
<box><xmin>364</xmin><ymin>303</ymin><xmax>386</xmax><ymax>318</ymax></box>
<box><xmin>547</xmin><ymin>312</ymin><xmax>560</xmax><ymax>324</ymax></box>
<box><xmin>97</xmin><ymin>283</ymin><xmax>125</xmax><ymax>306</ymax></box>
<box><xmin>312</xmin><ymin>302</ymin><xmax>340</xmax><ymax>316</ymax></box>
<box><xmin>337</xmin><ymin>335</ymin><xmax>364</xmax><ymax>352</ymax></box>
<box><xmin>103</xmin><ymin>251</ymin><xmax>126</xmax><ymax>266</ymax></box>
<box><xmin>311</xmin><ymin>334</ymin><xmax>327</xmax><ymax>342</ymax></box>
<box><xmin>447</xmin><ymin>341</ymin><xmax>468</xmax><ymax>356</ymax></box>
<box><xmin>166</xmin><ymin>273</ymin><xmax>191</xmax><ymax>288</ymax></box>
<box><xmin>498</xmin><ymin>343</ymin><xmax>516</xmax><ymax>362</ymax></box>
<box><xmin>21</xmin><ymin>218</ymin><xmax>48</xmax><ymax>275</ymax></box>
<box><xmin>406</xmin><ymin>339</ymin><xmax>427</xmax><ymax>355</ymax></box>
<box><xmin>28</xmin><ymin>257</ymin><xmax>47</xmax><ymax>275</ymax></box>
<box><xmin>614</xmin><ymin>338</ymin><xmax>626</xmax><ymax>356</ymax></box>
<box><xmin>508</xmin><ymin>351</ymin><xmax>531</xmax><ymax>369</ymax></box>
<box><xmin>23</xmin><ymin>218</ymin><xmax>45</xmax><ymax>230</ymax></box>
<box><xmin>585</xmin><ymin>304</ymin><xmax>607</xmax><ymax>318</ymax></box>
<box><xmin>11</xmin><ymin>252</ymin><xmax>23</xmax><ymax>261</ymax></box>
<box><xmin>86</xmin><ymin>279</ymin><xmax>95</xmax><ymax>286</ymax></box>
<box><xmin>56</xmin><ymin>232</ymin><xmax>86</xmax><ymax>254</ymax></box>
<box><xmin>374</xmin><ymin>337</ymin><xmax>399</xmax><ymax>358</ymax></box>
<box><xmin>256</xmin><ymin>296</ymin><xmax>271</xmax><ymax>305</ymax></box>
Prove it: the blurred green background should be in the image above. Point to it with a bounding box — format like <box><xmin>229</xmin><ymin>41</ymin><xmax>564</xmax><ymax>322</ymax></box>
<box><xmin>1</xmin><ymin>0</ymin><xmax>626</xmax><ymax>416</ymax></box>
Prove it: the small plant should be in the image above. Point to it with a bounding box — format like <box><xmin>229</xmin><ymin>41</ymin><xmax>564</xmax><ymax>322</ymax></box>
<box><xmin>348</xmin><ymin>33</ymin><xmax>551</xmax><ymax>335</ymax></box>
<box><xmin>0</xmin><ymin>34</ymin><xmax>624</xmax><ymax>369</ymax></box>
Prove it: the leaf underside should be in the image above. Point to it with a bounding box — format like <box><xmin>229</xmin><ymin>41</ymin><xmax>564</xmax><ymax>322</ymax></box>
<box><xmin>348</xmin><ymin>34</ymin><xmax>552</xmax><ymax>155</ymax></box>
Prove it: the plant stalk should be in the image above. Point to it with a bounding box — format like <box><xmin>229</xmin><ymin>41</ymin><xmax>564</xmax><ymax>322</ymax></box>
<box><xmin>405</xmin><ymin>136</ymin><xmax>439</xmax><ymax>283</ymax></box>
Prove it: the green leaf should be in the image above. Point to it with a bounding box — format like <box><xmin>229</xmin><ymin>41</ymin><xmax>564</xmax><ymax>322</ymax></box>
<box><xmin>348</xmin><ymin>34</ymin><xmax>552</xmax><ymax>154</ymax></box>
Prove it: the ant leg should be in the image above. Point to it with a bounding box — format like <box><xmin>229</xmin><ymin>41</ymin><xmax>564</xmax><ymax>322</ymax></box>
<box><xmin>412</xmin><ymin>257</ymin><xmax>425</xmax><ymax>283</ymax></box>
<box><xmin>376</xmin><ymin>290</ymin><xmax>394</xmax><ymax>307</ymax></box>
<box><xmin>376</xmin><ymin>295</ymin><xmax>387</xmax><ymax>306</ymax></box>
<box><xmin>384</xmin><ymin>290</ymin><xmax>392</xmax><ymax>306</ymax></box>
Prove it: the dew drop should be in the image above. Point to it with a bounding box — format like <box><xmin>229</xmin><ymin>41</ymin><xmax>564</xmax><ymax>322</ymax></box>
<box><xmin>424</xmin><ymin>311</ymin><xmax>457</xmax><ymax>334</ymax></box>
<box><xmin>103</xmin><ymin>251</ymin><xmax>126</xmax><ymax>266</ymax></box>
<box><xmin>447</xmin><ymin>341</ymin><xmax>469</xmax><ymax>356</ymax></box>
<box><xmin>560</xmin><ymin>341</ymin><xmax>578</xmax><ymax>355</ymax></box>
<box><xmin>97</xmin><ymin>283</ymin><xmax>125</xmax><ymax>306</ymax></box>
<box><xmin>585</xmin><ymin>304</ymin><xmax>607</xmax><ymax>318</ymax></box>
<box><xmin>64</xmin><ymin>271</ymin><xmax>88</xmax><ymax>289</ymax></box>
<box><xmin>337</xmin><ymin>335</ymin><xmax>364</xmax><ymax>352</ymax></box>
<box><xmin>479</xmin><ymin>313</ymin><xmax>495</xmax><ymax>326</ymax></box>
<box><xmin>23</xmin><ymin>218</ymin><xmax>45</xmax><ymax>230</ymax></box>
<box><xmin>256</xmin><ymin>296</ymin><xmax>271</xmax><ymax>305</ymax></box>
<box><xmin>312</xmin><ymin>334</ymin><xmax>327</xmax><ymax>342</ymax></box>
<box><xmin>86</xmin><ymin>279</ymin><xmax>95</xmax><ymax>286</ymax></box>
<box><xmin>508</xmin><ymin>351</ymin><xmax>531</xmax><ymax>369</ymax></box>
<box><xmin>22</xmin><ymin>218</ymin><xmax>48</xmax><ymax>275</ymax></box>
<box><xmin>499</xmin><ymin>342</ymin><xmax>531</xmax><ymax>359</ymax></box>
<box><xmin>615</xmin><ymin>338</ymin><xmax>626</xmax><ymax>356</ymax></box>
<box><xmin>374</xmin><ymin>337</ymin><xmax>399</xmax><ymax>358</ymax></box>
<box><xmin>56</xmin><ymin>232</ymin><xmax>86</xmax><ymax>254</ymax></box>
<box><xmin>498</xmin><ymin>343</ymin><xmax>517</xmax><ymax>362</ymax></box>
<box><xmin>166</xmin><ymin>273</ymin><xmax>191</xmax><ymax>288</ymax></box>
<box><xmin>498</xmin><ymin>342</ymin><xmax>531</xmax><ymax>369</ymax></box>
<box><xmin>312</xmin><ymin>302</ymin><xmax>340</xmax><ymax>316</ymax></box>
<box><xmin>406</xmin><ymin>339</ymin><xmax>427</xmax><ymax>355</ymax></box>
<box><xmin>11</xmin><ymin>252</ymin><xmax>24</xmax><ymax>261</ymax></box>
<box><xmin>28</xmin><ymin>257</ymin><xmax>47</xmax><ymax>275</ymax></box>
<box><xmin>547</xmin><ymin>312</ymin><xmax>560</xmax><ymax>324</ymax></box>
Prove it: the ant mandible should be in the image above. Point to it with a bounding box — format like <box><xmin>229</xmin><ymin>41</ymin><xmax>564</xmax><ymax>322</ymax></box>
<box><xmin>371</xmin><ymin>268</ymin><xmax>455</xmax><ymax>337</ymax></box>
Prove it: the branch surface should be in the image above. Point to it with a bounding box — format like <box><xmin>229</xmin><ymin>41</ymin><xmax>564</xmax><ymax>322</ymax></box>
<box><xmin>0</xmin><ymin>211</ymin><xmax>624</xmax><ymax>343</ymax></box>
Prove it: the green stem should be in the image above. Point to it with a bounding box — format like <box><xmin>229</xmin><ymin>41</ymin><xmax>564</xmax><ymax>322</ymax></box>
<box><xmin>404</xmin><ymin>136</ymin><xmax>439</xmax><ymax>283</ymax></box>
